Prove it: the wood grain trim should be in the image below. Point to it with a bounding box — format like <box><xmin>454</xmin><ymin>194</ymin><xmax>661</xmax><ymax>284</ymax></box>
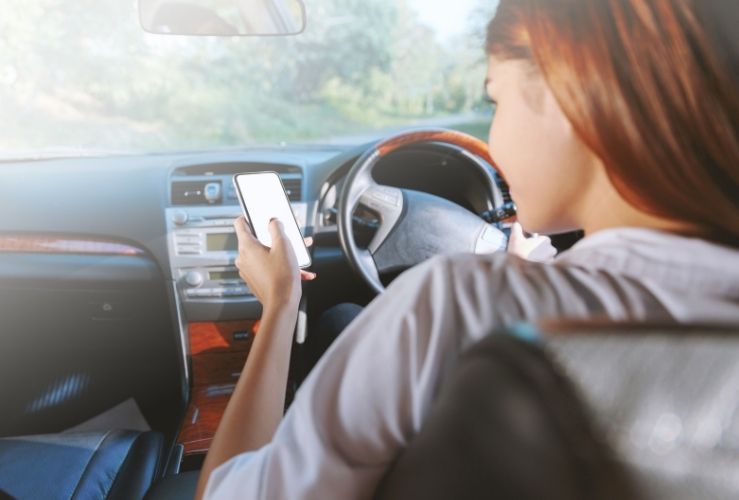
<box><xmin>179</xmin><ymin>321</ymin><xmax>259</xmax><ymax>455</ymax></box>
<box><xmin>376</xmin><ymin>129</ymin><xmax>495</xmax><ymax>165</ymax></box>
<box><xmin>179</xmin><ymin>384</ymin><xmax>236</xmax><ymax>455</ymax></box>
<box><xmin>189</xmin><ymin>320</ymin><xmax>257</xmax><ymax>355</ymax></box>
<box><xmin>0</xmin><ymin>235</ymin><xmax>145</xmax><ymax>256</ymax></box>
<box><xmin>191</xmin><ymin>351</ymin><xmax>249</xmax><ymax>385</ymax></box>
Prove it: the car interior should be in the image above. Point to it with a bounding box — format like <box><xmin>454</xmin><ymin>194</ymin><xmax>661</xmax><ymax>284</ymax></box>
<box><xmin>1</xmin><ymin>1</ymin><xmax>737</xmax><ymax>499</ymax></box>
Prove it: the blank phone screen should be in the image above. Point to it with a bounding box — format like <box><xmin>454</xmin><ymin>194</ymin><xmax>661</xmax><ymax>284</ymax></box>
<box><xmin>234</xmin><ymin>172</ymin><xmax>311</xmax><ymax>268</ymax></box>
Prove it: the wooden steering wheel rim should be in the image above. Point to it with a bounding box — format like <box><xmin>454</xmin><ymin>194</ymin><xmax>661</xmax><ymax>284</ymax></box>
<box><xmin>376</xmin><ymin>128</ymin><xmax>496</xmax><ymax>169</ymax></box>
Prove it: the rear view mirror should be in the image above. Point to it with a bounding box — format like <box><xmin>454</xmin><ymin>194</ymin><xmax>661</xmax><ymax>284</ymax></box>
<box><xmin>138</xmin><ymin>0</ymin><xmax>306</xmax><ymax>36</ymax></box>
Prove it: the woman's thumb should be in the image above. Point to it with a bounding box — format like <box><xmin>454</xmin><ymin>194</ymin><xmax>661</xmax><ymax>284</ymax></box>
<box><xmin>268</xmin><ymin>218</ymin><xmax>286</xmax><ymax>244</ymax></box>
<box><xmin>509</xmin><ymin>222</ymin><xmax>524</xmax><ymax>245</ymax></box>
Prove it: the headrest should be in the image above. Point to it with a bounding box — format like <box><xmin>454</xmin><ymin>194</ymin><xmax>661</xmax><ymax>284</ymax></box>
<box><xmin>545</xmin><ymin>323</ymin><xmax>739</xmax><ymax>499</ymax></box>
<box><xmin>375</xmin><ymin>330</ymin><xmax>634</xmax><ymax>500</ymax></box>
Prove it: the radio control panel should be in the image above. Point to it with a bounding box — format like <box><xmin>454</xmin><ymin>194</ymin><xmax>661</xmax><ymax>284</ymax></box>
<box><xmin>166</xmin><ymin>203</ymin><xmax>311</xmax><ymax>321</ymax></box>
<box><xmin>177</xmin><ymin>267</ymin><xmax>250</xmax><ymax>299</ymax></box>
<box><xmin>172</xmin><ymin>223</ymin><xmax>239</xmax><ymax>257</ymax></box>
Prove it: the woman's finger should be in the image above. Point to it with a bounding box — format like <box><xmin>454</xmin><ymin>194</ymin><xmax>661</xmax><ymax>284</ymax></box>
<box><xmin>303</xmin><ymin>236</ymin><xmax>314</xmax><ymax>248</ymax></box>
<box><xmin>300</xmin><ymin>270</ymin><xmax>317</xmax><ymax>281</ymax></box>
<box><xmin>268</xmin><ymin>218</ymin><xmax>287</xmax><ymax>247</ymax></box>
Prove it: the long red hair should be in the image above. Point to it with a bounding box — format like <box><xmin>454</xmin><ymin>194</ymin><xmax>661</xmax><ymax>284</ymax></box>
<box><xmin>486</xmin><ymin>0</ymin><xmax>739</xmax><ymax>246</ymax></box>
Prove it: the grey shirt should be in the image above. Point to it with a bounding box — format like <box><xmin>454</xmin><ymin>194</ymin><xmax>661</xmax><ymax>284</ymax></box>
<box><xmin>206</xmin><ymin>227</ymin><xmax>739</xmax><ymax>499</ymax></box>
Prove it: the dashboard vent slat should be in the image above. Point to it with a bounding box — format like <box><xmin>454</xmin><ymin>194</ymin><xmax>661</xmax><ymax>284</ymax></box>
<box><xmin>281</xmin><ymin>178</ymin><xmax>302</xmax><ymax>202</ymax></box>
<box><xmin>172</xmin><ymin>181</ymin><xmax>210</xmax><ymax>205</ymax></box>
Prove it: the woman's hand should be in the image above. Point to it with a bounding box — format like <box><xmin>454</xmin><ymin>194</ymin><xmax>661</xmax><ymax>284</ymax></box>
<box><xmin>507</xmin><ymin>222</ymin><xmax>557</xmax><ymax>262</ymax></box>
<box><xmin>233</xmin><ymin>216</ymin><xmax>316</xmax><ymax>310</ymax></box>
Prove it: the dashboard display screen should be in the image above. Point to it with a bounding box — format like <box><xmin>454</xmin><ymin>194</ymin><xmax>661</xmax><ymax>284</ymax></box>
<box><xmin>209</xmin><ymin>270</ymin><xmax>241</xmax><ymax>281</ymax></box>
<box><xmin>206</xmin><ymin>233</ymin><xmax>238</xmax><ymax>252</ymax></box>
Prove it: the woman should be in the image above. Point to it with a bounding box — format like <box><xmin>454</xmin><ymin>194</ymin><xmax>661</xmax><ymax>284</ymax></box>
<box><xmin>196</xmin><ymin>0</ymin><xmax>739</xmax><ymax>498</ymax></box>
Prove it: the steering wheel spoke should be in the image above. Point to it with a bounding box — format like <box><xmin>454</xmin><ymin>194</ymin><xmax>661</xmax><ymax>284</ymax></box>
<box><xmin>358</xmin><ymin>185</ymin><xmax>404</xmax><ymax>253</ymax></box>
<box><xmin>357</xmin><ymin>249</ymin><xmax>382</xmax><ymax>289</ymax></box>
<box><xmin>345</xmin><ymin>167</ymin><xmax>378</xmax><ymax>210</ymax></box>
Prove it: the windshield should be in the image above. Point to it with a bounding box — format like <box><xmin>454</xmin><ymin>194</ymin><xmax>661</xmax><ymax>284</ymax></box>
<box><xmin>1</xmin><ymin>0</ymin><xmax>498</xmax><ymax>158</ymax></box>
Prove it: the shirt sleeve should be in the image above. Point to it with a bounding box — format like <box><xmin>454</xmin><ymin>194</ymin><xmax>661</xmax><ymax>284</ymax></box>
<box><xmin>204</xmin><ymin>252</ymin><xmax>530</xmax><ymax>500</ymax></box>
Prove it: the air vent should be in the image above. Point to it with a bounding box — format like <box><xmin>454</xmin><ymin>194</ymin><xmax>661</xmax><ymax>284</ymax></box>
<box><xmin>176</xmin><ymin>162</ymin><xmax>302</xmax><ymax>176</ymax></box>
<box><xmin>281</xmin><ymin>178</ymin><xmax>302</xmax><ymax>201</ymax></box>
<box><xmin>172</xmin><ymin>181</ymin><xmax>218</xmax><ymax>205</ymax></box>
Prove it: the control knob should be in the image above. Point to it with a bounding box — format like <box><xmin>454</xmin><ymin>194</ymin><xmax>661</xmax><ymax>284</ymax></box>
<box><xmin>172</xmin><ymin>210</ymin><xmax>189</xmax><ymax>225</ymax></box>
<box><xmin>185</xmin><ymin>271</ymin><xmax>204</xmax><ymax>287</ymax></box>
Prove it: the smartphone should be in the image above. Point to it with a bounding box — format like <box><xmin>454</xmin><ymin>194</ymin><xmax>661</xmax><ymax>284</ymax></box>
<box><xmin>233</xmin><ymin>172</ymin><xmax>312</xmax><ymax>268</ymax></box>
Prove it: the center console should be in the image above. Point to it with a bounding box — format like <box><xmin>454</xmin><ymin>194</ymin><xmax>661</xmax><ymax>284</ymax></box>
<box><xmin>164</xmin><ymin>157</ymin><xmax>321</xmax><ymax>463</ymax></box>
<box><xmin>165</xmin><ymin>161</ymin><xmax>310</xmax><ymax>321</ymax></box>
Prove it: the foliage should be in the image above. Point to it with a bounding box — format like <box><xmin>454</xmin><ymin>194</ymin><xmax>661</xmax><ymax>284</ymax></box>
<box><xmin>0</xmin><ymin>0</ymin><xmax>496</xmax><ymax>153</ymax></box>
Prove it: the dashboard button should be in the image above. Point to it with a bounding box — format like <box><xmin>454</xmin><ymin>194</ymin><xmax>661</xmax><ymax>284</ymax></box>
<box><xmin>172</xmin><ymin>210</ymin><xmax>189</xmax><ymax>225</ymax></box>
<box><xmin>185</xmin><ymin>271</ymin><xmax>205</xmax><ymax>287</ymax></box>
<box><xmin>204</xmin><ymin>182</ymin><xmax>222</xmax><ymax>203</ymax></box>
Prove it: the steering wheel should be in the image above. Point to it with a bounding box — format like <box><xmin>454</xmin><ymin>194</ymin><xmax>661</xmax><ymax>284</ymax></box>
<box><xmin>337</xmin><ymin>129</ymin><xmax>515</xmax><ymax>294</ymax></box>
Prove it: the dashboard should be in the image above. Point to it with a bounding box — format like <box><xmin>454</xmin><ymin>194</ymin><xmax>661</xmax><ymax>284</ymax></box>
<box><xmin>0</xmin><ymin>140</ymin><xmax>504</xmax><ymax>326</ymax></box>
